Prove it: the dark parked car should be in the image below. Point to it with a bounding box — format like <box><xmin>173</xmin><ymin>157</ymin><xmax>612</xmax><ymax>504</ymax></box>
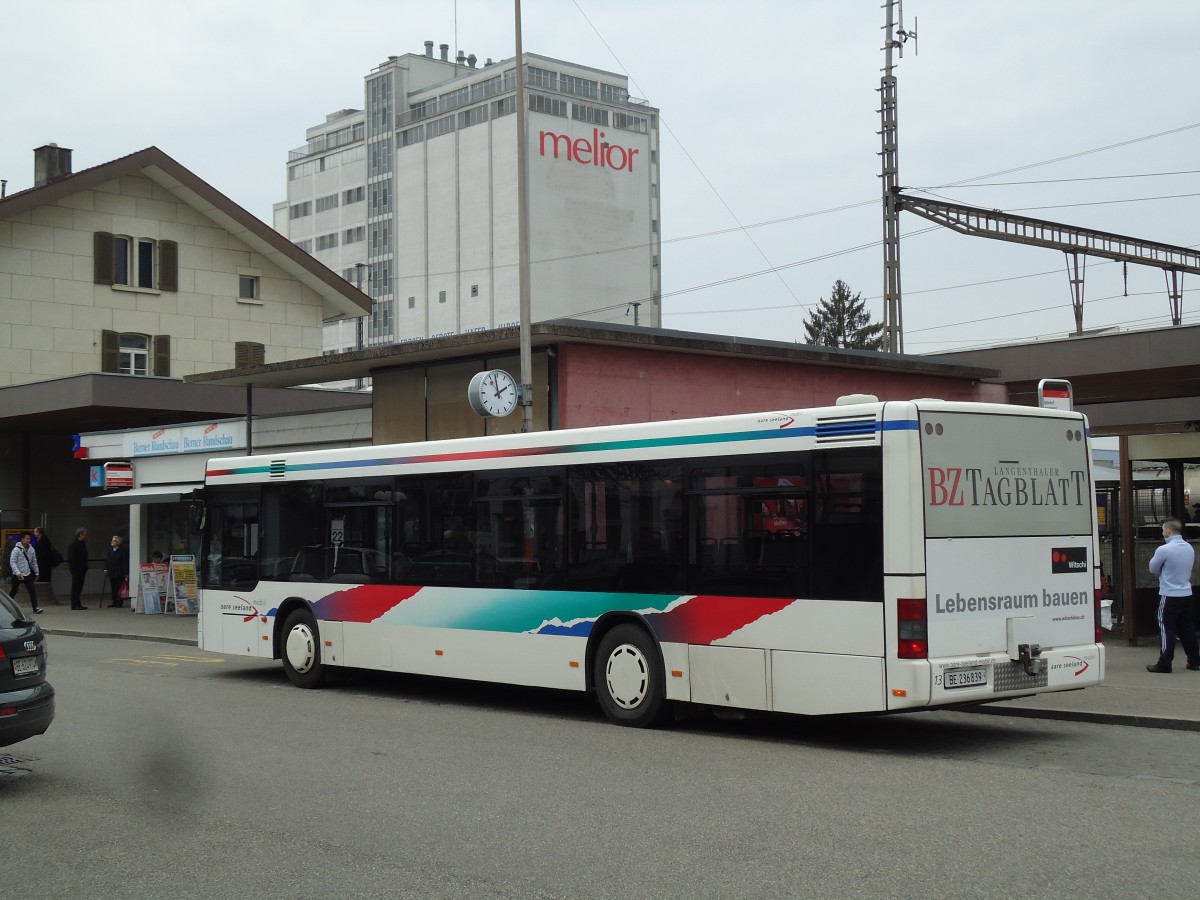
<box><xmin>0</xmin><ymin>588</ymin><xmax>55</xmax><ymax>748</ymax></box>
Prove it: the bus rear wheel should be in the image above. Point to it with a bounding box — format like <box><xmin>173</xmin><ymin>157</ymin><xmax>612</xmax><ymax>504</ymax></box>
<box><xmin>281</xmin><ymin>608</ymin><xmax>326</xmax><ymax>689</ymax></box>
<box><xmin>594</xmin><ymin>624</ymin><xmax>670</xmax><ymax>728</ymax></box>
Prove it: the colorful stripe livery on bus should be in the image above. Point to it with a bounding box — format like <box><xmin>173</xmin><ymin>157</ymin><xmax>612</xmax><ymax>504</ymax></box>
<box><xmin>198</xmin><ymin>398</ymin><xmax>1103</xmax><ymax>727</ymax></box>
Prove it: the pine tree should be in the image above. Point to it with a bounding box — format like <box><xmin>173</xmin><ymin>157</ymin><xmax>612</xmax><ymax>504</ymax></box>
<box><xmin>802</xmin><ymin>279</ymin><xmax>884</xmax><ymax>350</ymax></box>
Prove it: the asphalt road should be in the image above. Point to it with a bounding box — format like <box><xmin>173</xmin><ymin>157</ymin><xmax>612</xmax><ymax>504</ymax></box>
<box><xmin>3</xmin><ymin>635</ymin><xmax>1198</xmax><ymax>899</ymax></box>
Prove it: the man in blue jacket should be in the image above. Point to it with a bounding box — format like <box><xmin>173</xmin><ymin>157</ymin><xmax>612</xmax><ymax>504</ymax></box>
<box><xmin>1146</xmin><ymin>517</ymin><xmax>1199</xmax><ymax>674</ymax></box>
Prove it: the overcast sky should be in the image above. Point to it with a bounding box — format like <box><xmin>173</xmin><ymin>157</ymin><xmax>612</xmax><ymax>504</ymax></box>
<box><xmin>4</xmin><ymin>0</ymin><xmax>1197</xmax><ymax>354</ymax></box>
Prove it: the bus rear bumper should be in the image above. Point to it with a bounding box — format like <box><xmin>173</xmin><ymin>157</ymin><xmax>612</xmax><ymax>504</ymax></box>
<box><xmin>887</xmin><ymin>643</ymin><xmax>1105</xmax><ymax>711</ymax></box>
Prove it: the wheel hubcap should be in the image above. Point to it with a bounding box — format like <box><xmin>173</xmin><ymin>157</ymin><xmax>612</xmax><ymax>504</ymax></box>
<box><xmin>605</xmin><ymin>643</ymin><xmax>649</xmax><ymax>710</ymax></box>
<box><xmin>286</xmin><ymin>623</ymin><xmax>317</xmax><ymax>674</ymax></box>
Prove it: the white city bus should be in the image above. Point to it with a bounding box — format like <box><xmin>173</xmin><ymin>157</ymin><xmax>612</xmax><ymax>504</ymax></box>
<box><xmin>197</xmin><ymin>396</ymin><xmax>1104</xmax><ymax>726</ymax></box>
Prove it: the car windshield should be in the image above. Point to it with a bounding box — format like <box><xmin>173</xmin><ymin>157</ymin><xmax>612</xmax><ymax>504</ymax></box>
<box><xmin>0</xmin><ymin>588</ymin><xmax>31</xmax><ymax>628</ymax></box>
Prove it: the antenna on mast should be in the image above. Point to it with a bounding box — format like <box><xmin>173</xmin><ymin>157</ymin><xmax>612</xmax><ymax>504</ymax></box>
<box><xmin>897</xmin><ymin>1</ymin><xmax>918</xmax><ymax>57</ymax></box>
<box><xmin>878</xmin><ymin>0</ymin><xmax>919</xmax><ymax>353</ymax></box>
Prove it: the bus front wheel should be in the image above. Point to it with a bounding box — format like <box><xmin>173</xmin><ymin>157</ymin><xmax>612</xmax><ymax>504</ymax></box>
<box><xmin>281</xmin><ymin>608</ymin><xmax>326</xmax><ymax>689</ymax></box>
<box><xmin>594</xmin><ymin>624</ymin><xmax>670</xmax><ymax>727</ymax></box>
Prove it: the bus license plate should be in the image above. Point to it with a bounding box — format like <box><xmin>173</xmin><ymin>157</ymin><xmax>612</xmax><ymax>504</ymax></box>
<box><xmin>944</xmin><ymin>667</ymin><xmax>987</xmax><ymax>689</ymax></box>
<box><xmin>12</xmin><ymin>656</ymin><xmax>39</xmax><ymax>676</ymax></box>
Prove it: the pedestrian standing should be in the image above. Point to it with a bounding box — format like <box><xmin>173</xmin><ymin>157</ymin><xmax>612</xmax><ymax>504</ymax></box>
<box><xmin>1146</xmin><ymin>517</ymin><xmax>1199</xmax><ymax>674</ymax></box>
<box><xmin>9</xmin><ymin>532</ymin><xmax>43</xmax><ymax>614</ymax></box>
<box><xmin>32</xmin><ymin>527</ymin><xmax>63</xmax><ymax>605</ymax></box>
<box><xmin>68</xmin><ymin>527</ymin><xmax>90</xmax><ymax>610</ymax></box>
<box><xmin>102</xmin><ymin>535</ymin><xmax>130</xmax><ymax>608</ymax></box>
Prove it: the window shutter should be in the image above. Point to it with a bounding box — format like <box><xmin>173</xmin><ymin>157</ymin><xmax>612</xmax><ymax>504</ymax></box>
<box><xmin>158</xmin><ymin>240</ymin><xmax>178</xmax><ymax>292</ymax></box>
<box><xmin>235</xmin><ymin>341</ymin><xmax>265</xmax><ymax>368</ymax></box>
<box><xmin>94</xmin><ymin>232</ymin><xmax>114</xmax><ymax>284</ymax></box>
<box><xmin>153</xmin><ymin>335</ymin><xmax>171</xmax><ymax>377</ymax></box>
<box><xmin>100</xmin><ymin>329</ymin><xmax>119</xmax><ymax>373</ymax></box>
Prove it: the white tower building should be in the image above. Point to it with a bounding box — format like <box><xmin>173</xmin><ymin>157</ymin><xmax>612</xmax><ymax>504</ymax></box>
<box><xmin>278</xmin><ymin>43</ymin><xmax>661</xmax><ymax>354</ymax></box>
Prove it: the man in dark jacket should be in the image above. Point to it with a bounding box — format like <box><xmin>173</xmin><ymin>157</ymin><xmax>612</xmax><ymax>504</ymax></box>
<box><xmin>32</xmin><ymin>527</ymin><xmax>61</xmax><ymax>605</ymax></box>
<box><xmin>67</xmin><ymin>528</ymin><xmax>90</xmax><ymax>610</ymax></box>
<box><xmin>103</xmin><ymin>534</ymin><xmax>130</xmax><ymax>608</ymax></box>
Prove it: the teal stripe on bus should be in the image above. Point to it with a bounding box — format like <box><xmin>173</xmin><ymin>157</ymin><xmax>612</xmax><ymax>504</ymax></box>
<box><xmin>207</xmin><ymin>418</ymin><xmax>919</xmax><ymax>479</ymax></box>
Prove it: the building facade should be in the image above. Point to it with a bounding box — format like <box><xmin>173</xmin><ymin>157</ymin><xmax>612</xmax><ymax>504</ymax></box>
<box><xmin>0</xmin><ymin>144</ymin><xmax>372</xmax><ymax>557</ymax></box>
<box><xmin>2</xmin><ymin>145</ymin><xmax>369</xmax><ymax>386</ymax></box>
<box><xmin>279</xmin><ymin>43</ymin><xmax>661</xmax><ymax>354</ymax></box>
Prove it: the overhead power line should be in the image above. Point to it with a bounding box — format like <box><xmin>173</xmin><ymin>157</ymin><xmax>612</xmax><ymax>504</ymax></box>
<box><xmin>911</xmin><ymin>305</ymin><xmax>1200</xmax><ymax>353</ymax></box>
<box><xmin>916</xmin><ymin>169</ymin><xmax>1200</xmax><ymax>189</ymax></box>
<box><xmin>933</xmin><ymin>122</ymin><xmax>1200</xmax><ymax>187</ymax></box>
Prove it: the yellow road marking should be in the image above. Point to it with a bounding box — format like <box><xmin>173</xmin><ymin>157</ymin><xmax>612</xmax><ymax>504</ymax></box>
<box><xmin>103</xmin><ymin>655</ymin><xmax>224</xmax><ymax>667</ymax></box>
<box><xmin>151</xmin><ymin>655</ymin><xmax>224</xmax><ymax>663</ymax></box>
<box><xmin>104</xmin><ymin>658</ymin><xmax>177</xmax><ymax>667</ymax></box>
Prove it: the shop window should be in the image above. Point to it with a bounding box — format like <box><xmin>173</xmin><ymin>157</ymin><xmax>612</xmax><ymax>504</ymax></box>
<box><xmin>147</xmin><ymin>501</ymin><xmax>201</xmax><ymax>566</ymax></box>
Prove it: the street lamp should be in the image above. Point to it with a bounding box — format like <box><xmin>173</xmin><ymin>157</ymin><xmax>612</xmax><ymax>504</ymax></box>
<box><xmin>514</xmin><ymin>0</ymin><xmax>534</xmax><ymax>432</ymax></box>
<box><xmin>354</xmin><ymin>261</ymin><xmax>367</xmax><ymax>391</ymax></box>
<box><xmin>354</xmin><ymin>262</ymin><xmax>367</xmax><ymax>351</ymax></box>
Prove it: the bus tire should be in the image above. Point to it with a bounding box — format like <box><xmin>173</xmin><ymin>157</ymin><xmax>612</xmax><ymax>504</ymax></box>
<box><xmin>594</xmin><ymin>623</ymin><xmax>670</xmax><ymax>728</ymax></box>
<box><xmin>281</xmin><ymin>608</ymin><xmax>326</xmax><ymax>689</ymax></box>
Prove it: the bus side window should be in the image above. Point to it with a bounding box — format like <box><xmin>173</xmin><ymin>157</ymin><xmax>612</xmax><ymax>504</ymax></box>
<box><xmin>810</xmin><ymin>450</ymin><xmax>883</xmax><ymax>601</ymax></box>
<box><xmin>685</xmin><ymin>461</ymin><xmax>810</xmax><ymax>599</ymax></box>
<box><xmin>258</xmin><ymin>482</ymin><xmax>323</xmax><ymax>581</ymax></box>
<box><xmin>565</xmin><ymin>471</ymin><xmax>627</xmax><ymax>592</ymax></box>
<box><xmin>564</xmin><ymin>463</ymin><xmax>682</xmax><ymax>595</ymax></box>
<box><xmin>475</xmin><ymin>470</ymin><xmax>563</xmax><ymax>589</ymax></box>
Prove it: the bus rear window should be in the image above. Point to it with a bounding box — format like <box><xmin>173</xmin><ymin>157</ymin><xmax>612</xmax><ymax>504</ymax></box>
<box><xmin>921</xmin><ymin>411</ymin><xmax>1091</xmax><ymax>538</ymax></box>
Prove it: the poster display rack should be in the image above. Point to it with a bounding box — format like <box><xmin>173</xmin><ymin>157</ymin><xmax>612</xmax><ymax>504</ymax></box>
<box><xmin>136</xmin><ymin>555</ymin><xmax>198</xmax><ymax>615</ymax></box>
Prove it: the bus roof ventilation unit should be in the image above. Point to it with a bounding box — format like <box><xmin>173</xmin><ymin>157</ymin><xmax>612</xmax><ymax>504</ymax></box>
<box><xmin>835</xmin><ymin>393</ymin><xmax>878</xmax><ymax>406</ymax></box>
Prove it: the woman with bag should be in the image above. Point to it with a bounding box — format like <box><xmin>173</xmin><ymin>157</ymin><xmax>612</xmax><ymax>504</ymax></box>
<box><xmin>102</xmin><ymin>534</ymin><xmax>130</xmax><ymax>608</ymax></box>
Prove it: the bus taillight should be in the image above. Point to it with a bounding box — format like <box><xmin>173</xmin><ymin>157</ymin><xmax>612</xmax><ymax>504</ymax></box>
<box><xmin>1094</xmin><ymin>585</ymin><xmax>1104</xmax><ymax>643</ymax></box>
<box><xmin>897</xmin><ymin>598</ymin><xmax>927</xmax><ymax>659</ymax></box>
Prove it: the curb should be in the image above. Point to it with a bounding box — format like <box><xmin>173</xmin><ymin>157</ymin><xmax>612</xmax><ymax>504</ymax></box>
<box><xmin>42</xmin><ymin>628</ymin><xmax>197</xmax><ymax>648</ymax></box>
<box><xmin>963</xmin><ymin>703</ymin><xmax>1200</xmax><ymax>733</ymax></box>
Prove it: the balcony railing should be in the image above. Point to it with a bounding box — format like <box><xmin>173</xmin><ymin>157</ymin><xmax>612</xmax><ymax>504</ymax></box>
<box><xmin>288</xmin><ymin>125</ymin><xmax>366</xmax><ymax>161</ymax></box>
<box><xmin>395</xmin><ymin>69</ymin><xmax>652</xmax><ymax>131</ymax></box>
